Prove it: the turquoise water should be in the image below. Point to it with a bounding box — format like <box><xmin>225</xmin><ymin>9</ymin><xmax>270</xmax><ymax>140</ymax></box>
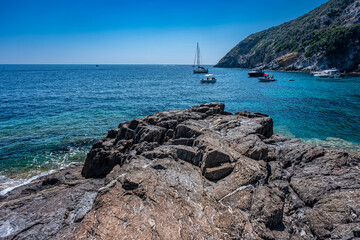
<box><xmin>0</xmin><ymin>64</ymin><xmax>359</xmax><ymax>193</ymax></box>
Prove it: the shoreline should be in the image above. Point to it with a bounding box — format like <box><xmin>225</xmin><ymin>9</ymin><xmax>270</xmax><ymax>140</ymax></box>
<box><xmin>214</xmin><ymin>66</ymin><xmax>360</xmax><ymax>74</ymax></box>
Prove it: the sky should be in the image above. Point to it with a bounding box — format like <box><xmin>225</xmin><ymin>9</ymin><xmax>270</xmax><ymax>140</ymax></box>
<box><xmin>0</xmin><ymin>0</ymin><xmax>328</xmax><ymax>64</ymax></box>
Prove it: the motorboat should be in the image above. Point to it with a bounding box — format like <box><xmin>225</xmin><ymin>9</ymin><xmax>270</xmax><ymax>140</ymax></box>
<box><xmin>193</xmin><ymin>42</ymin><xmax>208</xmax><ymax>74</ymax></box>
<box><xmin>311</xmin><ymin>68</ymin><xmax>344</xmax><ymax>76</ymax></box>
<box><xmin>258</xmin><ymin>74</ymin><xmax>276</xmax><ymax>82</ymax></box>
<box><xmin>248</xmin><ymin>68</ymin><xmax>264</xmax><ymax>77</ymax></box>
<box><xmin>313</xmin><ymin>69</ymin><xmax>344</xmax><ymax>79</ymax></box>
<box><xmin>201</xmin><ymin>74</ymin><xmax>216</xmax><ymax>83</ymax></box>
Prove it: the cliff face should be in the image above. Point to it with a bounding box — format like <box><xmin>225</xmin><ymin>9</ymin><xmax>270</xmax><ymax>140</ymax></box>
<box><xmin>1</xmin><ymin>103</ymin><xmax>360</xmax><ymax>239</ymax></box>
<box><xmin>215</xmin><ymin>0</ymin><xmax>360</xmax><ymax>72</ymax></box>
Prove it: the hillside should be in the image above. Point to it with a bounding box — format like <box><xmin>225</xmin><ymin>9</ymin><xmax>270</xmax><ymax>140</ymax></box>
<box><xmin>215</xmin><ymin>0</ymin><xmax>360</xmax><ymax>71</ymax></box>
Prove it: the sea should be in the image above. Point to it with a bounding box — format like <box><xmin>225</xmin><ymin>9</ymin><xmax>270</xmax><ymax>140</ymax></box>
<box><xmin>1</xmin><ymin>64</ymin><xmax>359</xmax><ymax>194</ymax></box>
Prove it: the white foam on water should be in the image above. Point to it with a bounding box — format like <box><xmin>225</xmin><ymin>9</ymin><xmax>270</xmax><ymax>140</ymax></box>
<box><xmin>0</xmin><ymin>146</ymin><xmax>88</xmax><ymax>196</ymax></box>
<box><xmin>0</xmin><ymin>169</ymin><xmax>56</xmax><ymax>195</ymax></box>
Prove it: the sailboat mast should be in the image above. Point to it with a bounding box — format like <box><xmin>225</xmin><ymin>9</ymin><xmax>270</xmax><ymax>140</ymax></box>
<box><xmin>197</xmin><ymin>42</ymin><xmax>201</xmax><ymax>67</ymax></box>
<box><xmin>193</xmin><ymin>48</ymin><xmax>197</xmax><ymax>67</ymax></box>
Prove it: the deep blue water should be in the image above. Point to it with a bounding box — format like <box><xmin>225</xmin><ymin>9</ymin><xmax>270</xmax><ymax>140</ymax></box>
<box><xmin>0</xmin><ymin>64</ymin><xmax>359</xmax><ymax>193</ymax></box>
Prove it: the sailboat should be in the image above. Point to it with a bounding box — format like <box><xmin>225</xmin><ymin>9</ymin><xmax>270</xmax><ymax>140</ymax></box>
<box><xmin>193</xmin><ymin>42</ymin><xmax>208</xmax><ymax>74</ymax></box>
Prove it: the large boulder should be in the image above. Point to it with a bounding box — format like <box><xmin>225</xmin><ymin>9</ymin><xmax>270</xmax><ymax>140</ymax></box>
<box><xmin>2</xmin><ymin>102</ymin><xmax>359</xmax><ymax>240</ymax></box>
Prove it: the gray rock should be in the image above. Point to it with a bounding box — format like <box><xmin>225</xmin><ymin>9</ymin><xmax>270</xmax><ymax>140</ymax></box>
<box><xmin>2</xmin><ymin>102</ymin><xmax>359</xmax><ymax>240</ymax></box>
<box><xmin>0</xmin><ymin>164</ymin><xmax>104</xmax><ymax>240</ymax></box>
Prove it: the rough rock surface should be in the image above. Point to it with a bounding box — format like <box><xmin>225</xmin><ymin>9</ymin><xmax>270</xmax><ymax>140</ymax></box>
<box><xmin>0</xmin><ymin>163</ymin><xmax>104</xmax><ymax>240</ymax></box>
<box><xmin>1</xmin><ymin>103</ymin><xmax>359</xmax><ymax>239</ymax></box>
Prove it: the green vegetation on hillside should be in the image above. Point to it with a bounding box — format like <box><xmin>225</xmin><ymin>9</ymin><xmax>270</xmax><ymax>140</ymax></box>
<box><xmin>217</xmin><ymin>0</ymin><xmax>360</xmax><ymax>70</ymax></box>
<box><xmin>240</xmin><ymin>0</ymin><xmax>358</xmax><ymax>57</ymax></box>
<box><xmin>304</xmin><ymin>24</ymin><xmax>360</xmax><ymax>57</ymax></box>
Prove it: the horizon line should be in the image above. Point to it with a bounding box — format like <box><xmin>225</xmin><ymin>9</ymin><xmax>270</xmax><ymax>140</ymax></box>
<box><xmin>0</xmin><ymin>63</ymin><xmax>218</xmax><ymax>65</ymax></box>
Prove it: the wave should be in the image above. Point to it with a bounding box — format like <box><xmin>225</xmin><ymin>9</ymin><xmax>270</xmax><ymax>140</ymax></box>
<box><xmin>0</xmin><ymin>169</ymin><xmax>57</xmax><ymax>195</ymax></box>
<box><xmin>0</xmin><ymin>145</ymin><xmax>89</xmax><ymax>195</ymax></box>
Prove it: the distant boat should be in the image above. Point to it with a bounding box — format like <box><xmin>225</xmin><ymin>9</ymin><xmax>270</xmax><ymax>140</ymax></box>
<box><xmin>248</xmin><ymin>68</ymin><xmax>264</xmax><ymax>77</ymax></box>
<box><xmin>313</xmin><ymin>69</ymin><xmax>344</xmax><ymax>79</ymax></box>
<box><xmin>200</xmin><ymin>74</ymin><xmax>216</xmax><ymax>83</ymax></box>
<box><xmin>259</xmin><ymin>74</ymin><xmax>276</xmax><ymax>82</ymax></box>
<box><xmin>96</xmin><ymin>65</ymin><xmax>99</xmax><ymax>67</ymax></box>
<box><xmin>193</xmin><ymin>42</ymin><xmax>208</xmax><ymax>74</ymax></box>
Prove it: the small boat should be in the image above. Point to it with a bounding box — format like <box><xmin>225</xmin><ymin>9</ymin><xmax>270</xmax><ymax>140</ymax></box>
<box><xmin>259</xmin><ymin>74</ymin><xmax>276</xmax><ymax>82</ymax></box>
<box><xmin>248</xmin><ymin>68</ymin><xmax>264</xmax><ymax>77</ymax></box>
<box><xmin>193</xmin><ymin>42</ymin><xmax>208</xmax><ymax>74</ymax></box>
<box><xmin>96</xmin><ymin>65</ymin><xmax>99</xmax><ymax>67</ymax></box>
<box><xmin>201</xmin><ymin>74</ymin><xmax>216</xmax><ymax>83</ymax></box>
<box><xmin>312</xmin><ymin>68</ymin><xmax>344</xmax><ymax>79</ymax></box>
<box><xmin>289</xmin><ymin>79</ymin><xmax>295</xmax><ymax>81</ymax></box>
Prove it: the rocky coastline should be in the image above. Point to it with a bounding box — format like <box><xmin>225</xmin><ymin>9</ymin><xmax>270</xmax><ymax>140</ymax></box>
<box><xmin>1</xmin><ymin>103</ymin><xmax>359</xmax><ymax>239</ymax></box>
<box><xmin>215</xmin><ymin>0</ymin><xmax>360</xmax><ymax>72</ymax></box>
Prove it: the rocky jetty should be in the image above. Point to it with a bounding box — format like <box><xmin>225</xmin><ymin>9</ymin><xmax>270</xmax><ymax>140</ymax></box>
<box><xmin>215</xmin><ymin>0</ymin><xmax>360</xmax><ymax>72</ymax></box>
<box><xmin>1</xmin><ymin>103</ymin><xmax>360</xmax><ymax>239</ymax></box>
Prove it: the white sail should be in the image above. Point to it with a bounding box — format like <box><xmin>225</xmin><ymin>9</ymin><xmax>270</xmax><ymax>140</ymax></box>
<box><xmin>193</xmin><ymin>43</ymin><xmax>208</xmax><ymax>74</ymax></box>
<box><xmin>193</xmin><ymin>42</ymin><xmax>203</xmax><ymax>67</ymax></box>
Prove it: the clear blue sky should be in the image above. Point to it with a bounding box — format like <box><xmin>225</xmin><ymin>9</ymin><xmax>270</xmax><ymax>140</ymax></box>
<box><xmin>0</xmin><ymin>0</ymin><xmax>328</xmax><ymax>64</ymax></box>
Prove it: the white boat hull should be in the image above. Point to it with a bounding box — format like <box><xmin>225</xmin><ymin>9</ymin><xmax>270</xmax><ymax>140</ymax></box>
<box><xmin>314</xmin><ymin>74</ymin><xmax>342</xmax><ymax>79</ymax></box>
<box><xmin>312</xmin><ymin>69</ymin><xmax>344</xmax><ymax>79</ymax></box>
